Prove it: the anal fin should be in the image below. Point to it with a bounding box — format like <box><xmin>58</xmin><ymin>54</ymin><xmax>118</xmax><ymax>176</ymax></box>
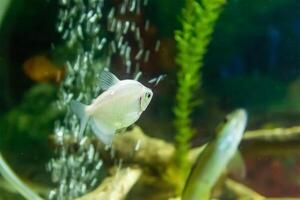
<box><xmin>90</xmin><ymin>118</ymin><xmax>115</xmax><ymax>146</ymax></box>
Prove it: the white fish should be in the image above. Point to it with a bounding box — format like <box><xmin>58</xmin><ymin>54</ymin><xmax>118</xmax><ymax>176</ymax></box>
<box><xmin>71</xmin><ymin>70</ymin><xmax>153</xmax><ymax>145</ymax></box>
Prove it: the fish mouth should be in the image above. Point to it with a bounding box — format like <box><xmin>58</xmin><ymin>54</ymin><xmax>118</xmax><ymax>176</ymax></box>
<box><xmin>232</xmin><ymin>109</ymin><xmax>248</xmax><ymax>129</ymax></box>
<box><xmin>234</xmin><ymin>109</ymin><xmax>247</xmax><ymax>120</ymax></box>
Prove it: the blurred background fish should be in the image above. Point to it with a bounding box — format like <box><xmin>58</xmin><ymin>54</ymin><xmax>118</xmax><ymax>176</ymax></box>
<box><xmin>23</xmin><ymin>55</ymin><xmax>64</xmax><ymax>84</ymax></box>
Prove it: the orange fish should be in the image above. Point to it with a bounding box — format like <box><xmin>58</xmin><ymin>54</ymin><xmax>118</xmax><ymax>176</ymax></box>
<box><xmin>23</xmin><ymin>55</ymin><xmax>64</xmax><ymax>83</ymax></box>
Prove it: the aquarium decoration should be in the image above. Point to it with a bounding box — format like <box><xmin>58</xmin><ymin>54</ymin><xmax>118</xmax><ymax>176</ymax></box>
<box><xmin>174</xmin><ymin>0</ymin><xmax>226</xmax><ymax>179</ymax></box>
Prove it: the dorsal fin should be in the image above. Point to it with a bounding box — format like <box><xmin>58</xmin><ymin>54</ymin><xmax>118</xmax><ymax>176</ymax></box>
<box><xmin>99</xmin><ymin>70</ymin><xmax>120</xmax><ymax>90</ymax></box>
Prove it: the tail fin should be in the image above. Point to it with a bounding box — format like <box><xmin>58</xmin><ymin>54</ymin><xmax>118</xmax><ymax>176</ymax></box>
<box><xmin>0</xmin><ymin>153</ymin><xmax>43</xmax><ymax>200</ymax></box>
<box><xmin>70</xmin><ymin>100</ymin><xmax>89</xmax><ymax>136</ymax></box>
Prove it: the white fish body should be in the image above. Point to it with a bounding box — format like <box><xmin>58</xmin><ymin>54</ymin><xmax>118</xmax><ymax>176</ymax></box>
<box><xmin>71</xmin><ymin>71</ymin><xmax>153</xmax><ymax>145</ymax></box>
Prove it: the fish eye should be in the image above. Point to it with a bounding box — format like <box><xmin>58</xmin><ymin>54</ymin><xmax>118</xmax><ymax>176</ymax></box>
<box><xmin>223</xmin><ymin>116</ymin><xmax>229</xmax><ymax>123</ymax></box>
<box><xmin>147</xmin><ymin>93</ymin><xmax>151</xmax><ymax>98</ymax></box>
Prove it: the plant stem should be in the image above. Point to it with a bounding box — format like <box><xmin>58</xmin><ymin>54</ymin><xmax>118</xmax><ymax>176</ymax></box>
<box><xmin>174</xmin><ymin>0</ymin><xmax>226</xmax><ymax>181</ymax></box>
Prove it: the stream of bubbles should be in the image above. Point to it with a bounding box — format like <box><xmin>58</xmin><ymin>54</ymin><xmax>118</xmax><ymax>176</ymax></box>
<box><xmin>47</xmin><ymin>0</ymin><xmax>156</xmax><ymax>199</ymax></box>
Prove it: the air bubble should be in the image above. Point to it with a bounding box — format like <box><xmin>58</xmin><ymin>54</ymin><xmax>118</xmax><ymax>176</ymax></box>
<box><xmin>144</xmin><ymin>49</ymin><xmax>150</xmax><ymax>62</ymax></box>
<box><xmin>134</xmin><ymin>139</ymin><xmax>141</xmax><ymax>151</ymax></box>
<box><xmin>135</xmin><ymin>49</ymin><xmax>143</xmax><ymax>60</ymax></box>
<box><xmin>145</xmin><ymin>20</ymin><xmax>150</xmax><ymax>31</ymax></box>
<box><xmin>155</xmin><ymin>40</ymin><xmax>161</xmax><ymax>51</ymax></box>
<box><xmin>129</xmin><ymin>0</ymin><xmax>136</xmax><ymax>12</ymax></box>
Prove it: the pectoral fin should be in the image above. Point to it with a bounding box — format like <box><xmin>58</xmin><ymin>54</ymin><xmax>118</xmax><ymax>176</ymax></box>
<box><xmin>228</xmin><ymin>151</ymin><xmax>246</xmax><ymax>179</ymax></box>
<box><xmin>90</xmin><ymin>118</ymin><xmax>115</xmax><ymax>145</ymax></box>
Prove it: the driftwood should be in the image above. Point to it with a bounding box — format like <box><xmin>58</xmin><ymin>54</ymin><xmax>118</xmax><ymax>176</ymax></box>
<box><xmin>49</xmin><ymin>125</ymin><xmax>300</xmax><ymax>199</ymax></box>
<box><xmin>242</xmin><ymin>126</ymin><xmax>300</xmax><ymax>156</ymax></box>
<box><xmin>76</xmin><ymin>167</ymin><xmax>142</xmax><ymax>200</ymax></box>
<box><xmin>107</xmin><ymin>126</ymin><xmax>300</xmax><ymax>165</ymax></box>
<box><xmin>50</xmin><ymin>126</ymin><xmax>176</xmax><ymax>170</ymax></box>
<box><xmin>102</xmin><ymin>126</ymin><xmax>175</xmax><ymax>169</ymax></box>
<box><xmin>224</xmin><ymin>179</ymin><xmax>264</xmax><ymax>200</ymax></box>
<box><xmin>224</xmin><ymin>179</ymin><xmax>300</xmax><ymax>200</ymax></box>
<box><xmin>50</xmin><ymin>125</ymin><xmax>300</xmax><ymax>170</ymax></box>
<box><xmin>243</xmin><ymin>126</ymin><xmax>300</xmax><ymax>142</ymax></box>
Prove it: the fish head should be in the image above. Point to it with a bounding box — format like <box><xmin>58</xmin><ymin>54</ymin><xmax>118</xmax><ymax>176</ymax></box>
<box><xmin>140</xmin><ymin>86</ymin><xmax>153</xmax><ymax>111</ymax></box>
<box><xmin>224</xmin><ymin>109</ymin><xmax>247</xmax><ymax>134</ymax></box>
<box><xmin>216</xmin><ymin>109</ymin><xmax>247</xmax><ymax>149</ymax></box>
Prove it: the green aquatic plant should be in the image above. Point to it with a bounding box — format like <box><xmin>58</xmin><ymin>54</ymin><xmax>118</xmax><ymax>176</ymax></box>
<box><xmin>0</xmin><ymin>84</ymin><xmax>60</xmax><ymax>153</ymax></box>
<box><xmin>0</xmin><ymin>0</ymin><xmax>11</xmax><ymax>26</ymax></box>
<box><xmin>174</xmin><ymin>0</ymin><xmax>226</xmax><ymax>177</ymax></box>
